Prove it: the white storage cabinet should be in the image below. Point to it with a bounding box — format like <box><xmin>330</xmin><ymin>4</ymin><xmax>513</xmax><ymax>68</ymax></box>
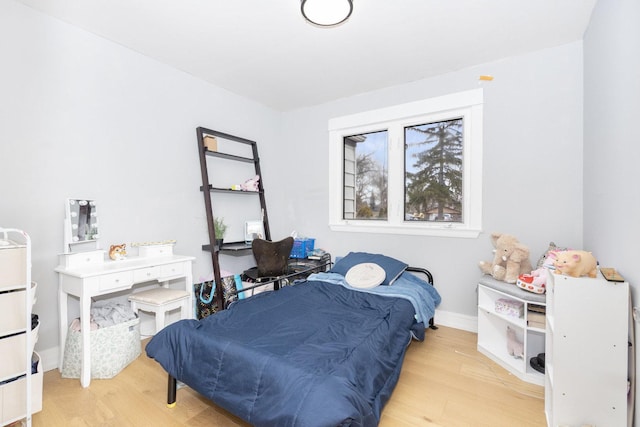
<box><xmin>477</xmin><ymin>276</ymin><xmax>546</xmax><ymax>386</ymax></box>
<box><xmin>545</xmin><ymin>270</ymin><xmax>633</xmax><ymax>427</ymax></box>
<box><xmin>0</xmin><ymin>229</ymin><xmax>41</xmax><ymax>427</ymax></box>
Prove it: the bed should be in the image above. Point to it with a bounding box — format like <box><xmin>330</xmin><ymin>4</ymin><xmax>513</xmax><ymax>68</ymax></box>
<box><xmin>146</xmin><ymin>252</ymin><xmax>441</xmax><ymax>427</ymax></box>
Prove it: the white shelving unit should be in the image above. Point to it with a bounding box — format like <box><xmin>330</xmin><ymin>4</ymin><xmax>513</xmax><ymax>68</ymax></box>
<box><xmin>0</xmin><ymin>228</ymin><xmax>41</xmax><ymax>427</ymax></box>
<box><xmin>545</xmin><ymin>270</ymin><xmax>633</xmax><ymax>427</ymax></box>
<box><xmin>477</xmin><ymin>276</ymin><xmax>546</xmax><ymax>386</ymax></box>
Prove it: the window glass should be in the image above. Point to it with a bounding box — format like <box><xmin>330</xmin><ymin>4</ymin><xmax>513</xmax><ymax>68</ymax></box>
<box><xmin>405</xmin><ymin>118</ymin><xmax>463</xmax><ymax>223</ymax></box>
<box><xmin>328</xmin><ymin>89</ymin><xmax>483</xmax><ymax>238</ymax></box>
<box><xmin>343</xmin><ymin>131</ymin><xmax>388</xmax><ymax>220</ymax></box>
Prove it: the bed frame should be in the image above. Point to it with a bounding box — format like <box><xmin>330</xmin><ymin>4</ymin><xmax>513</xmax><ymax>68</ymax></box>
<box><xmin>165</xmin><ymin>264</ymin><xmax>436</xmax><ymax>407</ymax></box>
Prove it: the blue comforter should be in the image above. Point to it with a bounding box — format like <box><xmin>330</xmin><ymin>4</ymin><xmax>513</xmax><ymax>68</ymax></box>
<box><xmin>146</xmin><ymin>277</ymin><xmax>440</xmax><ymax>427</ymax></box>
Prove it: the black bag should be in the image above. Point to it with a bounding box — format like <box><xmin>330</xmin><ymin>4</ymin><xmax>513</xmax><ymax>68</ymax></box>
<box><xmin>193</xmin><ymin>275</ymin><xmax>239</xmax><ymax>320</ymax></box>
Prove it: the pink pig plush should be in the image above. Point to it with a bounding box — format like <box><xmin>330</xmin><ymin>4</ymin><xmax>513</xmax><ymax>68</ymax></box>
<box><xmin>553</xmin><ymin>250</ymin><xmax>598</xmax><ymax>278</ymax></box>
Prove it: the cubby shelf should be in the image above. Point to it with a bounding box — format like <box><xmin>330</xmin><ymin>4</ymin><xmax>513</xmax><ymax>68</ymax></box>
<box><xmin>477</xmin><ymin>276</ymin><xmax>546</xmax><ymax>386</ymax></box>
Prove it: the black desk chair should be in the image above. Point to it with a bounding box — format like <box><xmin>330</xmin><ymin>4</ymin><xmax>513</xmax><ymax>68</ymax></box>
<box><xmin>243</xmin><ymin>237</ymin><xmax>294</xmax><ymax>288</ymax></box>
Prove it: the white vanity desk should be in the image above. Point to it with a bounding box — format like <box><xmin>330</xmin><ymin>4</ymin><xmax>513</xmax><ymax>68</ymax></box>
<box><xmin>55</xmin><ymin>251</ymin><xmax>194</xmax><ymax>387</ymax></box>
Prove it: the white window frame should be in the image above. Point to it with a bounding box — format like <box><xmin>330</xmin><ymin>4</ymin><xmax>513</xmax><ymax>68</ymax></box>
<box><xmin>328</xmin><ymin>89</ymin><xmax>483</xmax><ymax>238</ymax></box>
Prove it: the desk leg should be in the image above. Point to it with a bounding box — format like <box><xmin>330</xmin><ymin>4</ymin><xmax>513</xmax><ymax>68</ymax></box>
<box><xmin>80</xmin><ymin>295</ymin><xmax>91</xmax><ymax>387</ymax></box>
<box><xmin>58</xmin><ymin>278</ymin><xmax>67</xmax><ymax>372</ymax></box>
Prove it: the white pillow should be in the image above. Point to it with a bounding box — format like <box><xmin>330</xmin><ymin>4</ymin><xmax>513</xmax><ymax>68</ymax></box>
<box><xmin>345</xmin><ymin>263</ymin><xmax>386</xmax><ymax>289</ymax></box>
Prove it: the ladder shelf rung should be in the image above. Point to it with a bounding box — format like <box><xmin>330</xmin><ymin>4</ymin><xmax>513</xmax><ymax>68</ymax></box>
<box><xmin>199</xmin><ymin>185</ymin><xmax>263</xmax><ymax>194</ymax></box>
<box><xmin>204</xmin><ymin>150</ymin><xmax>256</xmax><ymax>163</ymax></box>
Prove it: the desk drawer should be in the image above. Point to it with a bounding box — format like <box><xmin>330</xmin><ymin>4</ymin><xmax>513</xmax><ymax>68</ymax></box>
<box><xmin>98</xmin><ymin>272</ymin><xmax>132</xmax><ymax>292</ymax></box>
<box><xmin>133</xmin><ymin>267</ymin><xmax>161</xmax><ymax>284</ymax></box>
<box><xmin>160</xmin><ymin>263</ymin><xmax>184</xmax><ymax>278</ymax></box>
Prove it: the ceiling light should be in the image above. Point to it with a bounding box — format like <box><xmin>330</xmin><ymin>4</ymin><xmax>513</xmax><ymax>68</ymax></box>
<box><xmin>301</xmin><ymin>0</ymin><xmax>353</xmax><ymax>28</ymax></box>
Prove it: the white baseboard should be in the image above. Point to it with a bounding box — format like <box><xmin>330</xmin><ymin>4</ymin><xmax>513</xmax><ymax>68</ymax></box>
<box><xmin>433</xmin><ymin>309</ymin><xmax>478</xmax><ymax>333</ymax></box>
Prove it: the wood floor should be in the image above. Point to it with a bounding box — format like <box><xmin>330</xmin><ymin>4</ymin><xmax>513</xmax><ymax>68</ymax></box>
<box><xmin>33</xmin><ymin>326</ymin><xmax>546</xmax><ymax>426</ymax></box>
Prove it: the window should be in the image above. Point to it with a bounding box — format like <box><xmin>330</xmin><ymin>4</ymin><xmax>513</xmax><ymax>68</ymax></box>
<box><xmin>329</xmin><ymin>89</ymin><xmax>483</xmax><ymax>238</ymax></box>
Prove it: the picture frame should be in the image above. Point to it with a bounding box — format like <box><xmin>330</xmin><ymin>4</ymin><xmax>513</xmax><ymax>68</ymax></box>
<box><xmin>244</xmin><ymin>220</ymin><xmax>265</xmax><ymax>244</ymax></box>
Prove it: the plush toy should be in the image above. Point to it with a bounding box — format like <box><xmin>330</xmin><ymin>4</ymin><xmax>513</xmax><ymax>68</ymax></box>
<box><xmin>479</xmin><ymin>232</ymin><xmax>533</xmax><ymax>284</ymax></box>
<box><xmin>240</xmin><ymin>175</ymin><xmax>260</xmax><ymax>192</ymax></box>
<box><xmin>516</xmin><ymin>251</ymin><xmax>557</xmax><ymax>294</ymax></box>
<box><xmin>506</xmin><ymin>326</ymin><xmax>524</xmax><ymax>359</ymax></box>
<box><xmin>109</xmin><ymin>243</ymin><xmax>127</xmax><ymax>261</ymax></box>
<box><xmin>535</xmin><ymin>241</ymin><xmax>568</xmax><ymax>269</ymax></box>
<box><xmin>553</xmin><ymin>250</ymin><xmax>598</xmax><ymax>278</ymax></box>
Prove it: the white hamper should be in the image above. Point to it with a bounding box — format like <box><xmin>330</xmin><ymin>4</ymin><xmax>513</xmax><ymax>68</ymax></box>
<box><xmin>61</xmin><ymin>316</ymin><xmax>141</xmax><ymax>379</ymax></box>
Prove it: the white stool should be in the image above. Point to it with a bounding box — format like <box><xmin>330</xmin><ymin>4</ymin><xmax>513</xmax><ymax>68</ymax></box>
<box><xmin>128</xmin><ymin>288</ymin><xmax>191</xmax><ymax>335</ymax></box>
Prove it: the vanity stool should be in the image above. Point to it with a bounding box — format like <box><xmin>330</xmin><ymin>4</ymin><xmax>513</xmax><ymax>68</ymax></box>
<box><xmin>128</xmin><ymin>288</ymin><xmax>191</xmax><ymax>335</ymax></box>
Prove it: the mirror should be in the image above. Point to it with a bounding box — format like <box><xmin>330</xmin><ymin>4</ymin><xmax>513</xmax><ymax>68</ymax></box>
<box><xmin>64</xmin><ymin>199</ymin><xmax>99</xmax><ymax>252</ymax></box>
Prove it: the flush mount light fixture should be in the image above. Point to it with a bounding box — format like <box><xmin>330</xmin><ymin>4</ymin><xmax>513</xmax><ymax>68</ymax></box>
<box><xmin>301</xmin><ymin>0</ymin><xmax>353</xmax><ymax>28</ymax></box>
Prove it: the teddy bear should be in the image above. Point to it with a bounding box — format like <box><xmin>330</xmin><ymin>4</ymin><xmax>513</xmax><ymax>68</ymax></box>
<box><xmin>479</xmin><ymin>232</ymin><xmax>533</xmax><ymax>284</ymax></box>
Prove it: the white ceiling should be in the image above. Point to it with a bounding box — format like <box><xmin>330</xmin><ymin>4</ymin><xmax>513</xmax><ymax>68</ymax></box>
<box><xmin>17</xmin><ymin>0</ymin><xmax>597</xmax><ymax>111</ymax></box>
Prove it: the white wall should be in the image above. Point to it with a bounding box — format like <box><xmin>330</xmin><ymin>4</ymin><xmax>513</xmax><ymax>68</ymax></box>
<box><xmin>1</xmin><ymin>0</ymin><xmax>590</xmax><ymax>364</ymax></box>
<box><xmin>277</xmin><ymin>42</ymin><xmax>585</xmax><ymax>325</ymax></box>
<box><xmin>0</xmin><ymin>1</ymin><xmax>280</xmax><ymax>363</ymax></box>
<box><xmin>583</xmin><ymin>0</ymin><xmax>640</xmax><ymax>299</ymax></box>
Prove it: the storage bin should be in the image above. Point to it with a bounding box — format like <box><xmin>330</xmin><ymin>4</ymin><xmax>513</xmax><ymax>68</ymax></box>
<box><xmin>0</xmin><ymin>352</ymin><xmax>43</xmax><ymax>424</ymax></box>
<box><xmin>0</xmin><ymin>282</ymin><xmax>36</xmax><ymax>335</ymax></box>
<box><xmin>290</xmin><ymin>238</ymin><xmax>315</xmax><ymax>259</ymax></box>
<box><xmin>495</xmin><ymin>298</ymin><xmax>524</xmax><ymax>318</ymax></box>
<box><xmin>0</xmin><ymin>244</ymin><xmax>26</xmax><ymax>291</ymax></box>
<box><xmin>0</xmin><ymin>323</ymin><xmax>39</xmax><ymax>381</ymax></box>
<box><xmin>61</xmin><ymin>317</ymin><xmax>141</xmax><ymax>379</ymax></box>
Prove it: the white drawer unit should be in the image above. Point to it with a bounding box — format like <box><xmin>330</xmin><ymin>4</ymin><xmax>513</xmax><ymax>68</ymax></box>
<box><xmin>477</xmin><ymin>276</ymin><xmax>546</xmax><ymax>386</ymax></box>
<box><xmin>545</xmin><ymin>270</ymin><xmax>633</xmax><ymax>427</ymax></box>
<box><xmin>0</xmin><ymin>228</ymin><xmax>38</xmax><ymax>427</ymax></box>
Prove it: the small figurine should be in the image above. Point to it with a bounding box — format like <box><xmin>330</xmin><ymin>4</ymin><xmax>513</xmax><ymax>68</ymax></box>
<box><xmin>109</xmin><ymin>243</ymin><xmax>127</xmax><ymax>261</ymax></box>
<box><xmin>240</xmin><ymin>175</ymin><xmax>260</xmax><ymax>192</ymax></box>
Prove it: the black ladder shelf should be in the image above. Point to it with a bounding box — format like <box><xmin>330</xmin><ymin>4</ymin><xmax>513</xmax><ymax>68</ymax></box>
<box><xmin>196</xmin><ymin>126</ymin><xmax>271</xmax><ymax>311</ymax></box>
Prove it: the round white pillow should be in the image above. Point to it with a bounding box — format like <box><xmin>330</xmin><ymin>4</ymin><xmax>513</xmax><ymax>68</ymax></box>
<box><xmin>345</xmin><ymin>263</ymin><xmax>386</xmax><ymax>289</ymax></box>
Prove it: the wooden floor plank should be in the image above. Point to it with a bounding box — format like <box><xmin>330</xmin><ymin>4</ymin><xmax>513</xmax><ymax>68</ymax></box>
<box><xmin>33</xmin><ymin>326</ymin><xmax>545</xmax><ymax>426</ymax></box>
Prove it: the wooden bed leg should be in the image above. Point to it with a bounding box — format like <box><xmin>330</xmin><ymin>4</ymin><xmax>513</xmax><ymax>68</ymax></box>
<box><xmin>167</xmin><ymin>374</ymin><xmax>177</xmax><ymax>408</ymax></box>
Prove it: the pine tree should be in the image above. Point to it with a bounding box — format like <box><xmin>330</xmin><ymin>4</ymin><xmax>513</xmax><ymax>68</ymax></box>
<box><xmin>405</xmin><ymin>118</ymin><xmax>463</xmax><ymax>221</ymax></box>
